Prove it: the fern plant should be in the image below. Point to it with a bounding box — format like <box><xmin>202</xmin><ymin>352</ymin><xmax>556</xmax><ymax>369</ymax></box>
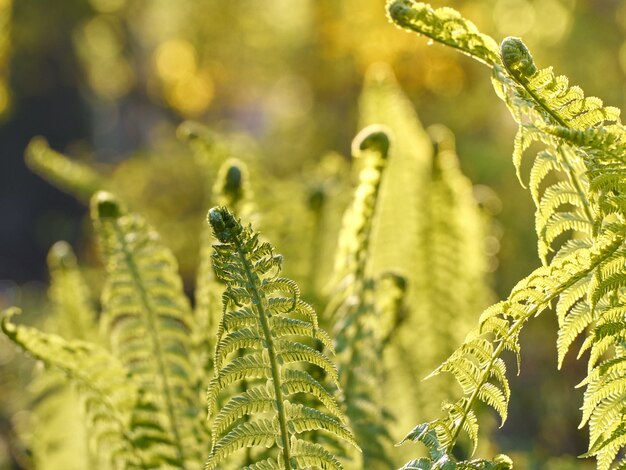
<box><xmin>387</xmin><ymin>1</ymin><xmax>626</xmax><ymax>469</ymax></box>
<box><xmin>205</xmin><ymin>206</ymin><xmax>358</xmax><ymax>469</ymax></box>
<box><xmin>23</xmin><ymin>242</ymin><xmax>99</xmax><ymax>470</ymax></box>
<box><xmin>325</xmin><ymin>124</ymin><xmax>398</xmax><ymax>468</ymax></box>
<box><xmin>2</xmin><ymin>191</ymin><xmax>207</xmax><ymax>469</ymax></box>
<box><xmin>357</xmin><ymin>62</ymin><xmax>495</xmax><ymax>450</ymax></box>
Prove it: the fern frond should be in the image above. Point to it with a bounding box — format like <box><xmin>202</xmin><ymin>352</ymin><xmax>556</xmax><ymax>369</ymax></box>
<box><xmin>25</xmin><ymin>137</ymin><xmax>105</xmax><ymax>202</ymax></box>
<box><xmin>330</xmin><ymin>125</ymin><xmax>390</xmax><ymax>288</ymax></box>
<box><xmin>22</xmin><ymin>242</ymin><xmax>101</xmax><ymax>469</ymax></box>
<box><xmin>359</xmin><ymin>66</ymin><xmax>495</xmax><ymax>451</ymax></box>
<box><xmin>1</xmin><ymin>308</ymin><xmax>139</xmax><ymax>468</ymax></box>
<box><xmin>358</xmin><ymin>63</ymin><xmax>431</xmax><ymax>278</ymax></box>
<box><xmin>387</xmin><ymin>3</ymin><xmax>626</xmax><ymax>468</ymax></box>
<box><xmin>194</xmin><ymin>157</ymin><xmax>255</xmax><ymax>397</ymax></box>
<box><xmin>326</xmin><ymin>125</ymin><xmax>398</xmax><ymax>467</ymax></box>
<box><xmin>386</xmin><ymin>0</ymin><xmax>501</xmax><ymax>67</ymax></box>
<box><xmin>91</xmin><ymin>191</ymin><xmax>202</xmax><ymax>469</ymax></box>
<box><xmin>398</xmin><ymin>422</ymin><xmax>513</xmax><ymax>469</ymax></box>
<box><xmin>403</xmin><ymin>232</ymin><xmax>623</xmax><ymax>462</ymax></box>
<box><xmin>206</xmin><ymin>207</ymin><xmax>358</xmax><ymax>469</ymax></box>
<box><xmin>46</xmin><ymin>241</ymin><xmax>98</xmax><ymax>341</ymax></box>
<box><xmin>289</xmin><ymin>437</ymin><xmax>344</xmax><ymax>470</ymax></box>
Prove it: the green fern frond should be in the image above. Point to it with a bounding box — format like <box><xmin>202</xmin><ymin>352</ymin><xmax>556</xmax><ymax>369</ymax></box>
<box><xmin>206</xmin><ymin>207</ymin><xmax>358</xmax><ymax>470</ymax></box>
<box><xmin>1</xmin><ymin>308</ymin><xmax>140</xmax><ymax>469</ymax></box>
<box><xmin>386</xmin><ymin>0</ymin><xmax>501</xmax><ymax>67</ymax></box>
<box><xmin>25</xmin><ymin>137</ymin><xmax>106</xmax><ymax>202</ymax></box>
<box><xmin>402</xmin><ymin>232</ymin><xmax>623</xmax><ymax>462</ymax></box>
<box><xmin>330</xmin><ymin>125</ymin><xmax>390</xmax><ymax>289</ymax></box>
<box><xmin>22</xmin><ymin>242</ymin><xmax>101</xmax><ymax>469</ymax></box>
<box><xmin>359</xmin><ymin>66</ymin><xmax>495</xmax><ymax>448</ymax></box>
<box><xmin>398</xmin><ymin>422</ymin><xmax>513</xmax><ymax>470</ymax></box>
<box><xmin>500</xmin><ymin>37</ymin><xmax>622</xmax><ymax>131</ymax></box>
<box><xmin>194</xmin><ymin>157</ymin><xmax>255</xmax><ymax>398</ymax></box>
<box><xmin>46</xmin><ymin>241</ymin><xmax>98</xmax><ymax>341</ymax></box>
<box><xmin>388</xmin><ymin>3</ymin><xmax>626</xmax><ymax>468</ymax></box>
<box><xmin>91</xmin><ymin>191</ymin><xmax>202</xmax><ymax>469</ymax></box>
<box><xmin>326</xmin><ymin>125</ymin><xmax>398</xmax><ymax>467</ymax></box>
<box><xmin>359</xmin><ymin>63</ymin><xmax>431</xmax><ymax>278</ymax></box>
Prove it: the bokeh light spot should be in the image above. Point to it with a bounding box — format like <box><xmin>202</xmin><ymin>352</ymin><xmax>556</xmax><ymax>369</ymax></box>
<box><xmin>494</xmin><ymin>0</ymin><xmax>536</xmax><ymax>37</ymax></box>
<box><xmin>89</xmin><ymin>0</ymin><xmax>126</xmax><ymax>14</ymax></box>
<box><xmin>154</xmin><ymin>39</ymin><xmax>197</xmax><ymax>83</ymax></box>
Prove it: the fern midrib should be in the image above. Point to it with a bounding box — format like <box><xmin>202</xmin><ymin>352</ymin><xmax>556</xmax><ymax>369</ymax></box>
<box><xmin>512</xmin><ymin>75</ymin><xmax>596</xmax><ymax>228</ymax></box>
<box><xmin>343</xmin><ymin>157</ymin><xmax>385</xmax><ymax>395</ymax></box>
<box><xmin>111</xmin><ymin>222</ymin><xmax>188</xmax><ymax>468</ymax></box>
<box><xmin>446</xmin><ymin>241</ymin><xmax>623</xmax><ymax>454</ymax></box>
<box><xmin>233</xmin><ymin>238</ymin><xmax>292</xmax><ymax>469</ymax></box>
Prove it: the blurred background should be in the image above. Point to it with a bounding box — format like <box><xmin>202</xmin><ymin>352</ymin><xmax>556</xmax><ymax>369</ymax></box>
<box><xmin>1</xmin><ymin>0</ymin><xmax>625</xmax><ymax>468</ymax></box>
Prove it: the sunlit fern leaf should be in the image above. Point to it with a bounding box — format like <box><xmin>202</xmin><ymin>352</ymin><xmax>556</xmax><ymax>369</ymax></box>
<box><xmin>326</xmin><ymin>125</ymin><xmax>397</xmax><ymax>467</ymax></box>
<box><xmin>329</xmin><ymin>125</ymin><xmax>390</xmax><ymax>289</ymax></box>
<box><xmin>399</xmin><ymin>234</ymin><xmax>623</xmax><ymax>464</ymax></box>
<box><xmin>91</xmin><ymin>191</ymin><xmax>202</xmax><ymax>469</ymax></box>
<box><xmin>24</xmin><ymin>242</ymin><xmax>100</xmax><ymax>469</ymax></box>
<box><xmin>206</xmin><ymin>207</ymin><xmax>358</xmax><ymax>470</ymax></box>
<box><xmin>386</xmin><ymin>0</ymin><xmax>501</xmax><ymax>67</ymax></box>
<box><xmin>500</xmin><ymin>38</ymin><xmax>622</xmax><ymax>131</ymax></box>
<box><xmin>0</xmin><ymin>308</ymin><xmax>140</xmax><ymax>469</ymax></box>
<box><xmin>358</xmin><ymin>63</ymin><xmax>431</xmax><ymax>280</ymax></box>
<box><xmin>194</xmin><ymin>157</ymin><xmax>255</xmax><ymax>398</ymax></box>
<box><xmin>288</xmin><ymin>437</ymin><xmax>344</xmax><ymax>470</ymax></box>
<box><xmin>576</xmin><ymin>243</ymin><xmax>626</xmax><ymax>470</ymax></box>
<box><xmin>359</xmin><ymin>65</ymin><xmax>495</xmax><ymax>447</ymax></box>
<box><xmin>386</xmin><ymin>3</ymin><xmax>626</xmax><ymax>469</ymax></box>
<box><xmin>387</xmin><ymin>3</ymin><xmax>598</xmax><ymax>262</ymax></box>
<box><xmin>25</xmin><ymin>137</ymin><xmax>106</xmax><ymax>202</ymax></box>
<box><xmin>398</xmin><ymin>422</ymin><xmax>513</xmax><ymax>470</ymax></box>
<box><xmin>398</xmin><ymin>459</ymin><xmax>436</xmax><ymax>470</ymax></box>
<box><xmin>47</xmin><ymin>241</ymin><xmax>98</xmax><ymax>342</ymax></box>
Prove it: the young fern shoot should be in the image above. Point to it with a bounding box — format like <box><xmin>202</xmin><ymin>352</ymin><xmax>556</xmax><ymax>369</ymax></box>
<box><xmin>327</xmin><ymin>125</ymin><xmax>398</xmax><ymax>467</ymax></box>
<box><xmin>93</xmin><ymin>192</ymin><xmax>204</xmax><ymax>469</ymax></box>
<box><xmin>206</xmin><ymin>207</ymin><xmax>359</xmax><ymax>470</ymax></box>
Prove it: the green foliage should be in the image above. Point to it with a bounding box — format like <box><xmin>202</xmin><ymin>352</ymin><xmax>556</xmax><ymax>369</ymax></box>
<box><xmin>8</xmin><ymin>3</ymin><xmax>625</xmax><ymax>470</ymax></box>
<box><xmin>358</xmin><ymin>63</ymin><xmax>495</xmax><ymax>448</ymax></box>
<box><xmin>6</xmin><ymin>55</ymin><xmax>497</xmax><ymax>468</ymax></box>
<box><xmin>387</xmin><ymin>1</ymin><xmax>626</xmax><ymax>469</ymax></box>
<box><xmin>93</xmin><ymin>191</ymin><xmax>204</xmax><ymax>468</ymax></box>
<box><xmin>1</xmin><ymin>308</ymin><xmax>139</xmax><ymax>469</ymax></box>
<box><xmin>326</xmin><ymin>124</ymin><xmax>397</xmax><ymax>468</ymax></box>
<box><xmin>23</xmin><ymin>242</ymin><xmax>99</xmax><ymax>470</ymax></box>
<box><xmin>398</xmin><ymin>424</ymin><xmax>513</xmax><ymax>470</ymax></box>
<box><xmin>206</xmin><ymin>206</ymin><xmax>358</xmax><ymax>469</ymax></box>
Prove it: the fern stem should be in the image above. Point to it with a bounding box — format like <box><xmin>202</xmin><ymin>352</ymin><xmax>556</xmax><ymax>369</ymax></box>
<box><xmin>232</xmin><ymin>239</ymin><xmax>293</xmax><ymax>469</ymax></box>
<box><xmin>110</xmin><ymin>222</ymin><xmax>188</xmax><ymax>468</ymax></box>
<box><xmin>446</xmin><ymin>240</ymin><xmax>622</xmax><ymax>454</ymax></box>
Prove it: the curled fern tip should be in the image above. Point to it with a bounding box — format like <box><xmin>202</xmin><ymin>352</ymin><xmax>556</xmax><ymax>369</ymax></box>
<box><xmin>352</xmin><ymin>124</ymin><xmax>391</xmax><ymax>159</ymax></box>
<box><xmin>91</xmin><ymin>191</ymin><xmax>121</xmax><ymax>219</ymax></box>
<box><xmin>208</xmin><ymin>206</ymin><xmax>242</xmax><ymax>243</ymax></box>
<box><xmin>48</xmin><ymin>241</ymin><xmax>76</xmax><ymax>268</ymax></box>
<box><xmin>501</xmin><ymin>36</ymin><xmax>537</xmax><ymax>80</ymax></box>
